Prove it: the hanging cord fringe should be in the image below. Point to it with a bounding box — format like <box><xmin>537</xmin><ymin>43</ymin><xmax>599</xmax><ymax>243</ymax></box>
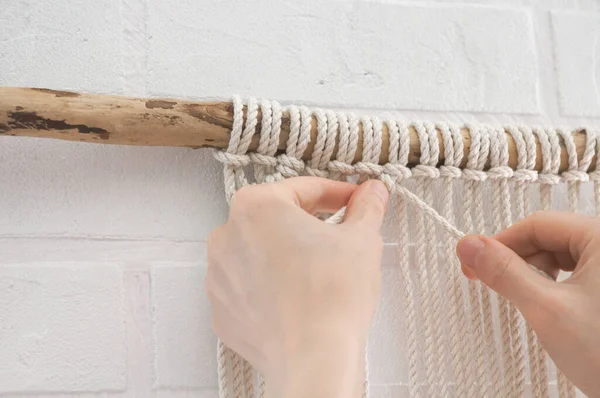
<box><xmin>214</xmin><ymin>96</ymin><xmax>599</xmax><ymax>398</ymax></box>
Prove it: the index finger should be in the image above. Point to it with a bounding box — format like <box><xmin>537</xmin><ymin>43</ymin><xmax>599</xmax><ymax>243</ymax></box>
<box><xmin>278</xmin><ymin>176</ymin><xmax>357</xmax><ymax>214</ymax></box>
<box><xmin>495</xmin><ymin>211</ymin><xmax>598</xmax><ymax>261</ymax></box>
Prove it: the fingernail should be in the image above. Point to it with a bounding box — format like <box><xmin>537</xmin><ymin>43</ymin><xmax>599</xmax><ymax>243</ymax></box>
<box><xmin>457</xmin><ymin>235</ymin><xmax>486</xmax><ymax>269</ymax></box>
<box><xmin>367</xmin><ymin>180</ymin><xmax>389</xmax><ymax>206</ymax></box>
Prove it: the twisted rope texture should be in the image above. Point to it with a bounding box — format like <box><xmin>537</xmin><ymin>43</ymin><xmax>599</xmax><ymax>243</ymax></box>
<box><xmin>214</xmin><ymin>96</ymin><xmax>598</xmax><ymax>397</ymax></box>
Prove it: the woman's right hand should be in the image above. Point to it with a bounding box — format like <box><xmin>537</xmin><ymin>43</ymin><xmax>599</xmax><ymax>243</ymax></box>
<box><xmin>456</xmin><ymin>211</ymin><xmax>600</xmax><ymax>397</ymax></box>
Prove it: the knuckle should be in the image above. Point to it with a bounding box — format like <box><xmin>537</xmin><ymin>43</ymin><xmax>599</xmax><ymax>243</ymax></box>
<box><xmin>486</xmin><ymin>254</ymin><xmax>514</xmax><ymax>291</ymax></box>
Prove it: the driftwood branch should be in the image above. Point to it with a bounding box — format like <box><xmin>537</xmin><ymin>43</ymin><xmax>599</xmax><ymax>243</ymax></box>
<box><xmin>0</xmin><ymin>87</ymin><xmax>595</xmax><ymax>172</ymax></box>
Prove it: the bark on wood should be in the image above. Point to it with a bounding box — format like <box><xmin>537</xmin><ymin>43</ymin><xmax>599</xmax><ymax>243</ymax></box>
<box><xmin>0</xmin><ymin>87</ymin><xmax>595</xmax><ymax>172</ymax></box>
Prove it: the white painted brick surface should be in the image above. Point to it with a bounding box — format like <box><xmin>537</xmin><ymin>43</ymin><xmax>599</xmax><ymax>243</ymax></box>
<box><xmin>0</xmin><ymin>0</ymin><xmax>123</xmax><ymax>93</ymax></box>
<box><xmin>552</xmin><ymin>11</ymin><xmax>600</xmax><ymax>117</ymax></box>
<box><xmin>0</xmin><ymin>139</ymin><xmax>227</xmax><ymax>241</ymax></box>
<box><xmin>151</xmin><ymin>264</ymin><xmax>217</xmax><ymax>389</ymax></box>
<box><xmin>147</xmin><ymin>1</ymin><xmax>539</xmax><ymax>113</ymax></box>
<box><xmin>0</xmin><ymin>0</ymin><xmax>599</xmax><ymax>396</ymax></box>
<box><xmin>0</xmin><ymin>264</ymin><xmax>126</xmax><ymax>393</ymax></box>
<box><xmin>155</xmin><ymin>390</ymin><xmax>220</xmax><ymax>398</ymax></box>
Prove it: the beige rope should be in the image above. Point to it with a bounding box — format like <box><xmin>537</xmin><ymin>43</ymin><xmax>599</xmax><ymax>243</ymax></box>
<box><xmin>214</xmin><ymin>96</ymin><xmax>599</xmax><ymax>397</ymax></box>
<box><xmin>393</xmin><ymin>121</ymin><xmax>421</xmax><ymax>397</ymax></box>
<box><xmin>530</xmin><ymin>126</ymin><xmax>555</xmax><ymax>398</ymax></box>
<box><xmin>439</xmin><ymin>121</ymin><xmax>473</xmax><ymax>397</ymax></box>
<box><xmin>555</xmin><ymin>128</ymin><xmax>595</xmax><ymax>398</ymax></box>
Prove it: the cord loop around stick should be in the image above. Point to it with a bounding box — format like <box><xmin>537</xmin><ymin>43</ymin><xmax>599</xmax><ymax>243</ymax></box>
<box><xmin>213</xmin><ymin>96</ymin><xmax>595</xmax><ymax>398</ymax></box>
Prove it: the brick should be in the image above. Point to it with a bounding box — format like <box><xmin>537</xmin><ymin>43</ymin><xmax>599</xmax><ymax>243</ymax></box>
<box><xmin>0</xmin><ymin>2</ymin><xmax>231</xmax><ymax>242</ymax></box>
<box><xmin>0</xmin><ymin>0</ymin><xmax>122</xmax><ymax>92</ymax></box>
<box><xmin>0</xmin><ymin>264</ymin><xmax>126</xmax><ymax>393</ymax></box>
<box><xmin>147</xmin><ymin>1</ymin><xmax>538</xmax><ymax>113</ymax></box>
<box><xmin>156</xmin><ymin>389</ymin><xmax>220</xmax><ymax>398</ymax></box>
<box><xmin>0</xmin><ymin>239</ymin><xmax>206</xmax><ymax>264</ymax></box>
<box><xmin>0</xmin><ymin>140</ymin><xmax>228</xmax><ymax>241</ymax></box>
<box><xmin>151</xmin><ymin>264</ymin><xmax>217</xmax><ymax>389</ymax></box>
<box><xmin>0</xmin><ymin>2</ymin><xmax>232</xmax><ymax>242</ymax></box>
<box><xmin>156</xmin><ymin>389</ymin><xmax>219</xmax><ymax>398</ymax></box>
<box><xmin>551</xmin><ymin>11</ymin><xmax>600</xmax><ymax>117</ymax></box>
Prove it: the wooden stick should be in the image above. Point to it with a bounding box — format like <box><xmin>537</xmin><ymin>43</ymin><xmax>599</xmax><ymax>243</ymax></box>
<box><xmin>0</xmin><ymin>87</ymin><xmax>595</xmax><ymax>172</ymax></box>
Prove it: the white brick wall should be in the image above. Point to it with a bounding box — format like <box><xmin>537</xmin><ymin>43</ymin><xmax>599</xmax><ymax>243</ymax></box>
<box><xmin>151</xmin><ymin>264</ymin><xmax>216</xmax><ymax>390</ymax></box>
<box><xmin>552</xmin><ymin>10</ymin><xmax>600</xmax><ymax>117</ymax></box>
<box><xmin>0</xmin><ymin>264</ymin><xmax>126</xmax><ymax>394</ymax></box>
<box><xmin>147</xmin><ymin>1</ymin><xmax>539</xmax><ymax>113</ymax></box>
<box><xmin>0</xmin><ymin>0</ymin><xmax>123</xmax><ymax>93</ymax></box>
<box><xmin>0</xmin><ymin>0</ymin><xmax>599</xmax><ymax>396</ymax></box>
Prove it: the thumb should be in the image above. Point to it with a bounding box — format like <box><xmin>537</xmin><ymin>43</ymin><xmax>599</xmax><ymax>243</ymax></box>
<box><xmin>343</xmin><ymin>179</ymin><xmax>390</xmax><ymax>229</ymax></box>
<box><xmin>456</xmin><ymin>235</ymin><xmax>554</xmax><ymax>314</ymax></box>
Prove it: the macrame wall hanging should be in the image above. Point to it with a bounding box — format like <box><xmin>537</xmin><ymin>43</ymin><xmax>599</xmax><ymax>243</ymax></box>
<box><xmin>0</xmin><ymin>87</ymin><xmax>597</xmax><ymax>398</ymax></box>
<box><xmin>214</xmin><ymin>97</ymin><xmax>599</xmax><ymax>398</ymax></box>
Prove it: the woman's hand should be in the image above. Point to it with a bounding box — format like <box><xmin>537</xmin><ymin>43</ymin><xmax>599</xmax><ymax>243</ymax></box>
<box><xmin>206</xmin><ymin>177</ymin><xmax>389</xmax><ymax>398</ymax></box>
<box><xmin>457</xmin><ymin>211</ymin><xmax>600</xmax><ymax>397</ymax></box>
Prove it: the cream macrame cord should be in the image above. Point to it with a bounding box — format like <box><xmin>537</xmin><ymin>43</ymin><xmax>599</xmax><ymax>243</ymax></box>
<box><xmin>214</xmin><ymin>96</ymin><xmax>599</xmax><ymax>398</ymax></box>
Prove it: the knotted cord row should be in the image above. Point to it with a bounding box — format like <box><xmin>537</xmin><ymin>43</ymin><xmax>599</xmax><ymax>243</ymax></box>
<box><xmin>214</xmin><ymin>96</ymin><xmax>599</xmax><ymax>398</ymax></box>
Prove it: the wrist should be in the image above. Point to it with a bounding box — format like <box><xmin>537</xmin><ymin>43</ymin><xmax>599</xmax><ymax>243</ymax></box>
<box><xmin>266</xmin><ymin>326</ymin><xmax>366</xmax><ymax>398</ymax></box>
